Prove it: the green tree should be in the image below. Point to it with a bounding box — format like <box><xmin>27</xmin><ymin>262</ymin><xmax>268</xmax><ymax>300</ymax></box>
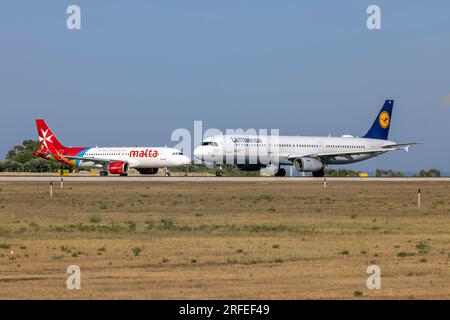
<box><xmin>23</xmin><ymin>158</ymin><xmax>54</xmax><ymax>172</ymax></box>
<box><xmin>6</xmin><ymin>140</ymin><xmax>40</xmax><ymax>164</ymax></box>
<box><xmin>22</xmin><ymin>139</ymin><xmax>40</xmax><ymax>151</ymax></box>
<box><xmin>417</xmin><ymin>169</ymin><xmax>440</xmax><ymax>177</ymax></box>
<box><xmin>2</xmin><ymin>139</ymin><xmax>66</xmax><ymax>172</ymax></box>
<box><xmin>0</xmin><ymin>160</ymin><xmax>23</xmax><ymax>172</ymax></box>
<box><xmin>375</xmin><ymin>169</ymin><xmax>405</xmax><ymax>177</ymax></box>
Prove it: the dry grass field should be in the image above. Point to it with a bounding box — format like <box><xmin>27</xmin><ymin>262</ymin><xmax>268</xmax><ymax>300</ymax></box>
<box><xmin>0</xmin><ymin>180</ymin><xmax>449</xmax><ymax>299</ymax></box>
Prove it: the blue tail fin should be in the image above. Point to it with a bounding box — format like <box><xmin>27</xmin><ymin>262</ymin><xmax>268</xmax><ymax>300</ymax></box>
<box><xmin>363</xmin><ymin>100</ymin><xmax>394</xmax><ymax>140</ymax></box>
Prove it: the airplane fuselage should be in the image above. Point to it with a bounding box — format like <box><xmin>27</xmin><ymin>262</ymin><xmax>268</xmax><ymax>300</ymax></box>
<box><xmin>194</xmin><ymin>134</ymin><xmax>394</xmax><ymax>166</ymax></box>
<box><xmin>74</xmin><ymin>146</ymin><xmax>189</xmax><ymax>169</ymax></box>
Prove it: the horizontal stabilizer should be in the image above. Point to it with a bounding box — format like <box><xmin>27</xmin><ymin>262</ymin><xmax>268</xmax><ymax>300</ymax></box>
<box><xmin>381</xmin><ymin>142</ymin><xmax>423</xmax><ymax>152</ymax></box>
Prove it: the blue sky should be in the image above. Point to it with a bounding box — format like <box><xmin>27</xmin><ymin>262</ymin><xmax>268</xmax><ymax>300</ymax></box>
<box><xmin>0</xmin><ymin>1</ymin><xmax>449</xmax><ymax>173</ymax></box>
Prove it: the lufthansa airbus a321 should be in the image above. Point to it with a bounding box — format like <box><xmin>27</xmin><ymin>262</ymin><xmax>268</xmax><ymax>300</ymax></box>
<box><xmin>193</xmin><ymin>100</ymin><xmax>421</xmax><ymax>177</ymax></box>
<box><xmin>34</xmin><ymin>120</ymin><xmax>190</xmax><ymax>176</ymax></box>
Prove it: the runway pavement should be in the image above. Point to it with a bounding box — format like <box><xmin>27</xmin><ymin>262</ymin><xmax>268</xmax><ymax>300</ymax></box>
<box><xmin>0</xmin><ymin>175</ymin><xmax>449</xmax><ymax>182</ymax></box>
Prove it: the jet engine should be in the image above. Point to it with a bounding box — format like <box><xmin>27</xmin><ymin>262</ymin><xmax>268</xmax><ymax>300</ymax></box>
<box><xmin>108</xmin><ymin>161</ymin><xmax>129</xmax><ymax>175</ymax></box>
<box><xmin>293</xmin><ymin>157</ymin><xmax>323</xmax><ymax>172</ymax></box>
<box><xmin>136</xmin><ymin>168</ymin><xmax>159</xmax><ymax>175</ymax></box>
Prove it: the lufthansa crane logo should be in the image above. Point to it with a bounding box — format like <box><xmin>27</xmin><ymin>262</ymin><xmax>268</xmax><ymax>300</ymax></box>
<box><xmin>379</xmin><ymin>111</ymin><xmax>390</xmax><ymax>129</ymax></box>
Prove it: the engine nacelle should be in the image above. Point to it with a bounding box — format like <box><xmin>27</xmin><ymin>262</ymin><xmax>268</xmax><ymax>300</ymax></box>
<box><xmin>108</xmin><ymin>161</ymin><xmax>129</xmax><ymax>175</ymax></box>
<box><xmin>293</xmin><ymin>157</ymin><xmax>323</xmax><ymax>172</ymax></box>
<box><xmin>136</xmin><ymin>168</ymin><xmax>159</xmax><ymax>175</ymax></box>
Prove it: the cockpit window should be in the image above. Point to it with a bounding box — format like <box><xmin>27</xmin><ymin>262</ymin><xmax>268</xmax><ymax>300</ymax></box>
<box><xmin>172</xmin><ymin>151</ymin><xmax>183</xmax><ymax>155</ymax></box>
<box><xmin>201</xmin><ymin>141</ymin><xmax>218</xmax><ymax>146</ymax></box>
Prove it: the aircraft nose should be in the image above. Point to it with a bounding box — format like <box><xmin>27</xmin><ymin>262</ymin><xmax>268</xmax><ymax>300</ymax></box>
<box><xmin>193</xmin><ymin>147</ymin><xmax>203</xmax><ymax>160</ymax></box>
<box><xmin>181</xmin><ymin>155</ymin><xmax>191</xmax><ymax>165</ymax></box>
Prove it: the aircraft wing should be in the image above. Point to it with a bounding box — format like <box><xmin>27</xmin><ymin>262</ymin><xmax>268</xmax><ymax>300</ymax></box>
<box><xmin>286</xmin><ymin>142</ymin><xmax>422</xmax><ymax>161</ymax></box>
<box><xmin>37</xmin><ymin>151</ymin><xmax>120</xmax><ymax>166</ymax></box>
<box><xmin>287</xmin><ymin>148</ymin><xmax>387</xmax><ymax>162</ymax></box>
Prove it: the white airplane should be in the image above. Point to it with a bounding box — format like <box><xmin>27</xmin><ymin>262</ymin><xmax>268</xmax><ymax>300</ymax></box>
<box><xmin>193</xmin><ymin>100</ymin><xmax>421</xmax><ymax>177</ymax></box>
<box><xmin>34</xmin><ymin>119</ymin><xmax>190</xmax><ymax>176</ymax></box>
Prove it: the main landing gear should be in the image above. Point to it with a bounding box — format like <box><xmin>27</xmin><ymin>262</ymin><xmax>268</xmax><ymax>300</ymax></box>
<box><xmin>99</xmin><ymin>170</ymin><xmax>128</xmax><ymax>177</ymax></box>
<box><xmin>275</xmin><ymin>168</ymin><xmax>286</xmax><ymax>177</ymax></box>
<box><xmin>312</xmin><ymin>169</ymin><xmax>325</xmax><ymax>177</ymax></box>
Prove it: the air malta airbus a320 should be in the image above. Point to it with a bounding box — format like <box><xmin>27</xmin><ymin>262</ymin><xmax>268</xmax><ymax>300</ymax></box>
<box><xmin>34</xmin><ymin>120</ymin><xmax>190</xmax><ymax>176</ymax></box>
<box><xmin>194</xmin><ymin>100</ymin><xmax>421</xmax><ymax>177</ymax></box>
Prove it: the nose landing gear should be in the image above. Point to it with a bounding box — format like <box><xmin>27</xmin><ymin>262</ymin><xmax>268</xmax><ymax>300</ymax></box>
<box><xmin>164</xmin><ymin>167</ymin><xmax>171</xmax><ymax>177</ymax></box>
<box><xmin>215</xmin><ymin>165</ymin><xmax>223</xmax><ymax>177</ymax></box>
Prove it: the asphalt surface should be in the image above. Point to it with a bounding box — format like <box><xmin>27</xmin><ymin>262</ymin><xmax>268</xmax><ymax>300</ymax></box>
<box><xmin>0</xmin><ymin>176</ymin><xmax>448</xmax><ymax>182</ymax></box>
